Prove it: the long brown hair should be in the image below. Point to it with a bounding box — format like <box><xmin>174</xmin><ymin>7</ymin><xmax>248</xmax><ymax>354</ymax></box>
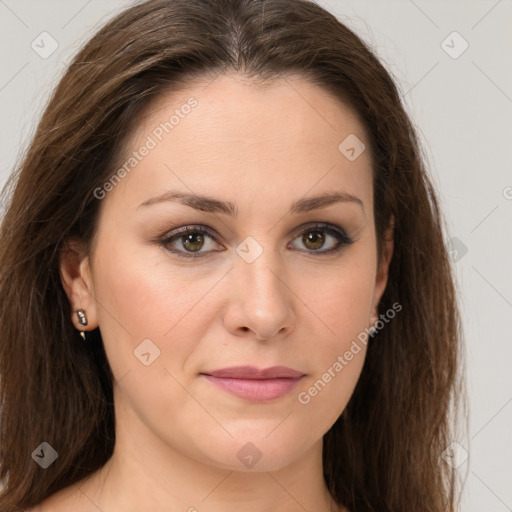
<box><xmin>0</xmin><ymin>0</ymin><xmax>465</xmax><ymax>510</ymax></box>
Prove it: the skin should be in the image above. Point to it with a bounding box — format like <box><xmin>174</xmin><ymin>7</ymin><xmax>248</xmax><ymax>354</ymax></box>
<box><xmin>42</xmin><ymin>73</ymin><xmax>393</xmax><ymax>512</ymax></box>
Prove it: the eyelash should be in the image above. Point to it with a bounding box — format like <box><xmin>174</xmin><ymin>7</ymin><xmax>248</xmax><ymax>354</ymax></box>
<box><xmin>158</xmin><ymin>223</ymin><xmax>354</xmax><ymax>259</ymax></box>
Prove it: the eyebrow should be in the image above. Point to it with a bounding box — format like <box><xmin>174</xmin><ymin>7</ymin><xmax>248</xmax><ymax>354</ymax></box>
<box><xmin>138</xmin><ymin>190</ymin><xmax>364</xmax><ymax>216</ymax></box>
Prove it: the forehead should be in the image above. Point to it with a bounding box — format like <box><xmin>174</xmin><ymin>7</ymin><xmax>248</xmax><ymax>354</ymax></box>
<box><xmin>104</xmin><ymin>72</ymin><xmax>372</xmax><ymax>215</ymax></box>
<box><xmin>137</xmin><ymin>72</ymin><xmax>367</xmax><ymax>152</ymax></box>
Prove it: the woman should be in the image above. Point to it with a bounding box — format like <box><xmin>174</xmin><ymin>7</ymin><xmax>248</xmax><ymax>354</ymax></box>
<box><xmin>0</xmin><ymin>0</ymin><xmax>464</xmax><ymax>510</ymax></box>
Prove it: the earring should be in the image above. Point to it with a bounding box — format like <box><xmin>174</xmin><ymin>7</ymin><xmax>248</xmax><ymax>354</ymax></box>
<box><xmin>77</xmin><ymin>309</ymin><xmax>87</xmax><ymax>325</ymax></box>
<box><xmin>76</xmin><ymin>309</ymin><xmax>87</xmax><ymax>341</ymax></box>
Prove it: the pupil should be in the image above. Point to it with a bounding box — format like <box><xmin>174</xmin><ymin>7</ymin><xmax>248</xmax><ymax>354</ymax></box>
<box><xmin>183</xmin><ymin>233</ymin><xmax>204</xmax><ymax>252</ymax></box>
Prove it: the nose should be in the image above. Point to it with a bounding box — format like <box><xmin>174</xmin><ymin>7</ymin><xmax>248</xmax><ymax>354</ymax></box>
<box><xmin>222</xmin><ymin>248</ymin><xmax>297</xmax><ymax>341</ymax></box>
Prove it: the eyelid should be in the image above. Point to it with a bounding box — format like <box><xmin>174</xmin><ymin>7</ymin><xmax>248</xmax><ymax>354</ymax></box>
<box><xmin>289</xmin><ymin>221</ymin><xmax>348</xmax><ymax>239</ymax></box>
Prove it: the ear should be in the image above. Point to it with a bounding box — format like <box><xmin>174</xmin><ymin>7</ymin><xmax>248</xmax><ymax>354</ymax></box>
<box><xmin>370</xmin><ymin>216</ymin><xmax>394</xmax><ymax>323</ymax></box>
<box><xmin>59</xmin><ymin>238</ymin><xmax>98</xmax><ymax>332</ymax></box>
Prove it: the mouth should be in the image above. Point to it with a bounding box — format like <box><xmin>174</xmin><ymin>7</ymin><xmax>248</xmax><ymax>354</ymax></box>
<box><xmin>200</xmin><ymin>365</ymin><xmax>305</xmax><ymax>402</ymax></box>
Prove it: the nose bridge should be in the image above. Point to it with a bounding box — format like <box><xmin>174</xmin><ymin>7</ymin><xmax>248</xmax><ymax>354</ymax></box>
<box><xmin>228</xmin><ymin>237</ymin><xmax>295</xmax><ymax>339</ymax></box>
<box><xmin>236</xmin><ymin>239</ymin><xmax>285</xmax><ymax>305</ymax></box>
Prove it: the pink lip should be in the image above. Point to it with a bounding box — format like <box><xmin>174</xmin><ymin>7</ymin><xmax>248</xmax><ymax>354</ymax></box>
<box><xmin>201</xmin><ymin>366</ymin><xmax>304</xmax><ymax>402</ymax></box>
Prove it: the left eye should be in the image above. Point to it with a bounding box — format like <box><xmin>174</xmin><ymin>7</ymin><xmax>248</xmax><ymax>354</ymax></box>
<box><xmin>160</xmin><ymin>223</ymin><xmax>353</xmax><ymax>258</ymax></box>
<box><xmin>288</xmin><ymin>224</ymin><xmax>352</xmax><ymax>254</ymax></box>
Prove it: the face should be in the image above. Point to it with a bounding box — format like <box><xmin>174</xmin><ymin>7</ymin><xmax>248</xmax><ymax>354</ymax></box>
<box><xmin>61</xmin><ymin>73</ymin><xmax>392</xmax><ymax>472</ymax></box>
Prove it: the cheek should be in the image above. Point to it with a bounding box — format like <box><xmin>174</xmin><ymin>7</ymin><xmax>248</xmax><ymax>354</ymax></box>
<box><xmin>295</xmin><ymin>248</ymin><xmax>377</xmax><ymax>341</ymax></box>
<box><xmin>293</xmin><ymin>291</ymin><xmax>371</xmax><ymax>443</ymax></box>
<box><xmin>90</xmin><ymin>236</ymin><xmax>223</xmax><ymax>382</ymax></box>
<box><xmin>290</xmin><ymin>253</ymin><xmax>376</xmax><ymax>432</ymax></box>
<box><xmin>317</xmin><ymin>271</ymin><xmax>373</xmax><ymax>330</ymax></box>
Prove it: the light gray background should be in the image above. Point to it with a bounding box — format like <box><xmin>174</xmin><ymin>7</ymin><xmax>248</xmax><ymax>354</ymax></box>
<box><xmin>1</xmin><ymin>1</ymin><xmax>511</xmax><ymax>510</ymax></box>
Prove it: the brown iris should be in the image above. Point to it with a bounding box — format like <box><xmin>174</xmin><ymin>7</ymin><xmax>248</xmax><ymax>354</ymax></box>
<box><xmin>303</xmin><ymin>230</ymin><xmax>325</xmax><ymax>250</ymax></box>
<box><xmin>182</xmin><ymin>232</ymin><xmax>205</xmax><ymax>252</ymax></box>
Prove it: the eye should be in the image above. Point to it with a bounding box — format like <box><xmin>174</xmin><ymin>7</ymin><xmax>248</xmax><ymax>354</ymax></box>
<box><xmin>159</xmin><ymin>222</ymin><xmax>353</xmax><ymax>259</ymax></box>
<box><xmin>288</xmin><ymin>223</ymin><xmax>353</xmax><ymax>255</ymax></box>
<box><xmin>159</xmin><ymin>225</ymin><xmax>223</xmax><ymax>258</ymax></box>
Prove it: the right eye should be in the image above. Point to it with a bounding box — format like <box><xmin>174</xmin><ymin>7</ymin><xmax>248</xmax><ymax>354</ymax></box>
<box><xmin>159</xmin><ymin>225</ymin><xmax>225</xmax><ymax>258</ymax></box>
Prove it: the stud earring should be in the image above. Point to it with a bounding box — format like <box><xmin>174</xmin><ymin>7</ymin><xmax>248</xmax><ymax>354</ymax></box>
<box><xmin>76</xmin><ymin>309</ymin><xmax>87</xmax><ymax>341</ymax></box>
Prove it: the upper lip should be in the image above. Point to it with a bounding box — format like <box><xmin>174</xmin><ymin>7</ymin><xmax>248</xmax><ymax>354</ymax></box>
<box><xmin>202</xmin><ymin>365</ymin><xmax>304</xmax><ymax>379</ymax></box>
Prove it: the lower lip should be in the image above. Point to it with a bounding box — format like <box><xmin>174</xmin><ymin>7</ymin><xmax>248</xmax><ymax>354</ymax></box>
<box><xmin>202</xmin><ymin>375</ymin><xmax>303</xmax><ymax>402</ymax></box>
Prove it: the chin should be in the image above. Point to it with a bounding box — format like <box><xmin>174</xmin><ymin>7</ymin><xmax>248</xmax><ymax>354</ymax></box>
<box><xmin>191</xmin><ymin>427</ymin><xmax>315</xmax><ymax>473</ymax></box>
